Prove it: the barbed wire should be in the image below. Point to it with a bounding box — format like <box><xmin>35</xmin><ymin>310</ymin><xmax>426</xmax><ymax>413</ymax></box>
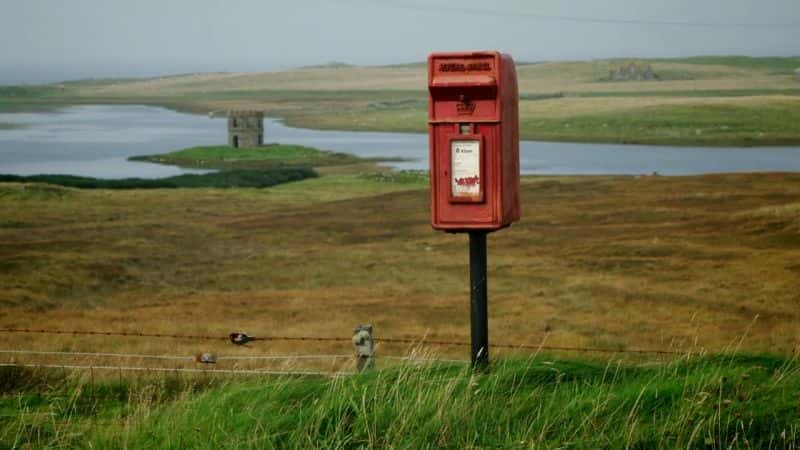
<box><xmin>0</xmin><ymin>328</ymin><xmax>683</xmax><ymax>355</ymax></box>
<box><xmin>0</xmin><ymin>362</ymin><xmax>348</xmax><ymax>377</ymax></box>
<box><xmin>218</xmin><ymin>354</ymin><xmax>352</xmax><ymax>361</ymax></box>
<box><xmin>373</xmin><ymin>338</ymin><xmax>682</xmax><ymax>355</ymax></box>
<box><xmin>383</xmin><ymin>356</ymin><xmax>467</xmax><ymax>364</ymax></box>
<box><xmin>0</xmin><ymin>349</ymin><xmax>193</xmax><ymax>361</ymax></box>
<box><xmin>0</xmin><ymin>349</ymin><xmax>354</xmax><ymax>362</ymax></box>
<box><xmin>0</xmin><ymin>349</ymin><xmax>469</xmax><ymax>364</ymax></box>
<box><xmin>0</xmin><ymin>328</ymin><xmax>350</xmax><ymax>343</ymax></box>
<box><xmin>0</xmin><ymin>328</ymin><xmax>231</xmax><ymax>341</ymax></box>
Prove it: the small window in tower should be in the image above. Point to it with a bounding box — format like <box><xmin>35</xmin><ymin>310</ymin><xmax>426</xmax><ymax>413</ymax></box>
<box><xmin>232</xmin><ymin>118</ymin><xmax>238</xmax><ymax>127</ymax></box>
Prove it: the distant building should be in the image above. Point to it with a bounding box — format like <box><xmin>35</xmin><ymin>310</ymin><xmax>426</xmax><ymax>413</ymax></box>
<box><xmin>609</xmin><ymin>62</ymin><xmax>659</xmax><ymax>82</ymax></box>
<box><xmin>227</xmin><ymin>111</ymin><xmax>264</xmax><ymax>148</ymax></box>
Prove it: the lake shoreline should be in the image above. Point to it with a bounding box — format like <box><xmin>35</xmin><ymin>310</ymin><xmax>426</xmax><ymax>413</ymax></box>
<box><xmin>3</xmin><ymin>105</ymin><xmax>800</xmax><ymax>178</ymax></box>
<box><xmin>3</xmin><ymin>99</ymin><xmax>800</xmax><ymax>148</ymax></box>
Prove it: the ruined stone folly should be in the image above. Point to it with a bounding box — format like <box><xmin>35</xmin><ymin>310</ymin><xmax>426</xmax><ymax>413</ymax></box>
<box><xmin>608</xmin><ymin>62</ymin><xmax>658</xmax><ymax>82</ymax></box>
<box><xmin>227</xmin><ymin>111</ymin><xmax>264</xmax><ymax>148</ymax></box>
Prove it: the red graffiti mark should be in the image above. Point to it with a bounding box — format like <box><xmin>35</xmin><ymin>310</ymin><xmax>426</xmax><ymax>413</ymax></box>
<box><xmin>455</xmin><ymin>176</ymin><xmax>480</xmax><ymax>186</ymax></box>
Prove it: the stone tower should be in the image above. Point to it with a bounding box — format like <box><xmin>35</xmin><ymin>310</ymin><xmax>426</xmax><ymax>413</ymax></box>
<box><xmin>227</xmin><ymin>111</ymin><xmax>264</xmax><ymax>148</ymax></box>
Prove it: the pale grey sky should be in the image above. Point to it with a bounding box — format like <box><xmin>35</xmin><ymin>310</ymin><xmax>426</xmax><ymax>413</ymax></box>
<box><xmin>1</xmin><ymin>0</ymin><xmax>798</xmax><ymax>84</ymax></box>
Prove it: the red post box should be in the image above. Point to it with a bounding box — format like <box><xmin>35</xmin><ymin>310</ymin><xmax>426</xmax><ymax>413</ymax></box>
<box><xmin>428</xmin><ymin>51</ymin><xmax>520</xmax><ymax>232</ymax></box>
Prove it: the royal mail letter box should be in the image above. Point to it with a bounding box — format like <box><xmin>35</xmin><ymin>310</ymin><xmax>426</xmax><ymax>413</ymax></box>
<box><xmin>428</xmin><ymin>51</ymin><xmax>520</xmax><ymax>232</ymax></box>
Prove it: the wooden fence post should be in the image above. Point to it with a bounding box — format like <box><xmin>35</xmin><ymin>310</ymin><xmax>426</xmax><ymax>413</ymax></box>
<box><xmin>352</xmin><ymin>324</ymin><xmax>375</xmax><ymax>371</ymax></box>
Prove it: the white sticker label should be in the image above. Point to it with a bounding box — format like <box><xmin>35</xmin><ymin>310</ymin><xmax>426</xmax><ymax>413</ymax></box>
<box><xmin>451</xmin><ymin>140</ymin><xmax>480</xmax><ymax>197</ymax></box>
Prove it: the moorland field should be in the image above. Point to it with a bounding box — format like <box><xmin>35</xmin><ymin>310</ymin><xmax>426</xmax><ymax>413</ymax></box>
<box><xmin>2</xmin><ymin>170</ymin><xmax>800</xmax><ymax>447</ymax></box>
<box><xmin>1</xmin><ymin>56</ymin><xmax>799</xmax><ymax>447</ymax></box>
<box><xmin>2</xmin><ymin>171</ymin><xmax>799</xmax><ymax>359</ymax></box>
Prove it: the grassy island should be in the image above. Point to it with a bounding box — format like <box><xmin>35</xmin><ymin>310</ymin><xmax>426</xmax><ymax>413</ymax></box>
<box><xmin>130</xmin><ymin>144</ymin><xmax>365</xmax><ymax>170</ymax></box>
<box><xmin>0</xmin><ymin>168</ymin><xmax>316</xmax><ymax>189</ymax></box>
<box><xmin>0</xmin><ymin>144</ymin><xmax>374</xmax><ymax>190</ymax></box>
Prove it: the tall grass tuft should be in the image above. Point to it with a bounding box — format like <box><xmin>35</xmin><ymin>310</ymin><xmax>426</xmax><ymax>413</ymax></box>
<box><xmin>2</xmin><ymin>354</ymin><xmax>797</xmax><ymax>448</ymax></box>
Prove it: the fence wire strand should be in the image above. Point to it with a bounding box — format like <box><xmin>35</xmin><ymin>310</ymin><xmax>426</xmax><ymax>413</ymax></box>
<box><xmin>0</xmin><ymin>328</ymin><xmax>683</xmax><ymax>355</ymax></box>
<box><xmin>0</xmin><ymin>362</ymin><xmax>348</xmax><ymax>377</ymax></box>
<box><xmin>0</xmin><ymin>349</ymin><xmax>355</xmax><ymax>362</ymax></box>
<box><xmin>0</xmin><ymin>349</ymin><xmax>193</xmax><ymax>361</ymax></box>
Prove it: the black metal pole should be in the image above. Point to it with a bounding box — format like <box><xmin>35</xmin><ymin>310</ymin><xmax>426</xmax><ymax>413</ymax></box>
<box><xmin>469</xmin><ymin>231</ymin><xmax>489</xmax><ymax>370</ymax></box>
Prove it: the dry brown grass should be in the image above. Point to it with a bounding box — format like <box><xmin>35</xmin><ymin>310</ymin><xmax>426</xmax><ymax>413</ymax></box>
<box><xmin>520</xmin><ymin>95</ymin><xmax>800</xmax><ymax>118</ymax></box>
<box><xmin>31</xmin><ymin>58</ymin><xmax>795</xmax><ymax>145</ymax></box>
<box><xmin>74</xmin><ymin>61</ymin><xmax>797</xmax><ymax>97</ymax></box>
<box><xmin>1</xmin><ymin>173</ymin><xmax>799</xmax><ymax>365</ymax></box>
<box><xmin>77</xmin><ymin>66</ymin><xmax>427</xmax><ymax>96</ymax></box>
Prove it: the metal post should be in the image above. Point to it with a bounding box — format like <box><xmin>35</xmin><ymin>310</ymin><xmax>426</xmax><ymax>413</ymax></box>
<box><xmin>469</xmin><ymin>231</ymin><xmax>489</xmax><ymax>370</ymax></box>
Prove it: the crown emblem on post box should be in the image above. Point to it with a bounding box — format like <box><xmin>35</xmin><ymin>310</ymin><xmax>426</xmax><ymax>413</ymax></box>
<box><xmin>456</xmin><ymin>95</ymin><xmax>476</xmax><ymax>115</ymax></box>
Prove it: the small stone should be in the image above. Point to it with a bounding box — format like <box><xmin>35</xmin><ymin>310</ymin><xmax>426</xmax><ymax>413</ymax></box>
<box><xmin>195</xmin><ymin>352</ymin><xmax>217</xmax><ymax>364</ymax></box>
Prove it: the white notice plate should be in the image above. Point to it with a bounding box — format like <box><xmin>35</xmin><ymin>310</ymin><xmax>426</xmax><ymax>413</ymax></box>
<box><xmin>451</xmin><ymin>140</ymin><xmax>481</xmax><ymax>198</ymax></box>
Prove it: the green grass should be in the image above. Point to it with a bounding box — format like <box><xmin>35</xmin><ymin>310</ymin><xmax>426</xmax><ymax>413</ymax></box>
<box><xmin>0</xmin><ymin>168</ymin><xmax>316</xmax><ymax>189</ymax></box>
<box><xmin>0</xmin><ymin>183</ymin><xmax>74</xmax><ymax>200</ymax></box>
<box><xmin>0</xmin><ymin>86</ymin><xmax>62</xmax><ymax>98</ymax></box>
<box><xmin>131</xmin><ymin>144</ymin><xmax>364</xmax><ymax>170</ymax></box>
<box><xmin>527</xmin><ymin>89</ymin><xmax>800</xmax><ymax>101</ymax></box>
<box><xmin>178</xmin><ymin>88</ymin><xmax>425</xmax><ymax>102</ymax></box>
<box><xmin>2</xmin><ymin>354</ymin><xmax>798</xmax><ymax>448</ymax></box>
<box><xmin>0</xmin><ymin>86</ymin><xmax>70</xmax><ymax>114</ymax></box>
<box><xmin>575</xmin><ymin>89</ymin><xmax>800</xmax><ymax>98</ymax></box>
<box><xmin>358</xmin><ymin>170</ymin><xmax>429</xmax><ymax>184</ymax></box>
<box><xmin>651</xmin><ymin>69</ymin><xmax>725</xmax><ymax>81</ymax></box>
<box><xmin>0</xmin><ymin>101</ymin><xmax>66</xmax><ymax>113</ymax></box>
<box><xmin>522</xmin><ymin>102</ymin><xmax>800</xmax><ymax>145</ymax></box>
<box><xmin>654</xmin><ymin>56</ymin><xmax>800</xmax><ymax>74</ymax></box>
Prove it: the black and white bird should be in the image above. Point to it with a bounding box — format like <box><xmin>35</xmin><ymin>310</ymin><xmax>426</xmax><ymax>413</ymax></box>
<box><xmin>229</xmin><ymin>332</ymin><xmax>253</xmax><ymax>345</ymax></box>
